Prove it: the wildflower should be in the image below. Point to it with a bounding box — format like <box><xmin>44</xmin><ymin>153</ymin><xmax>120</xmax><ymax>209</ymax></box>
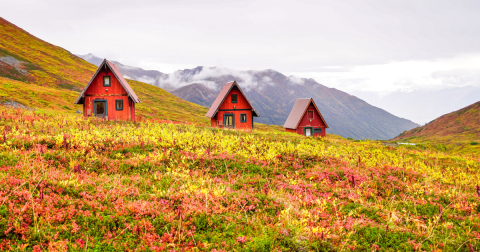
<box><xmin>469</xmin><ymin>244</ymin><xmax>475</xmax><ymax>252</ymax></box>
<box><xmin>72</xmin><ymin>221</ymin><xmax>80</xmax><ymax>233</ymax></box>
<box><xmin>73</xmin><ymin>165</ymin><xmax>82</xmax><ymax>173</ymax></box>
<box><xmin>63</xmin><ymin>133</ymin><xmax>68</xmax><ymax>149</ymax></box>
<box><xmin>263</xmin><ymin>183</ymin><xmax>269</xmax><ymax>195</ymax></box>
<box><xmin>237</xmin><ymin>236</ymin><xmax>247</xmax><ymax>244</ymax></box>
<box><xmin>32</xmin><ymin>245</ymin><xmax>42</xmax><ymax>252</ymax></box>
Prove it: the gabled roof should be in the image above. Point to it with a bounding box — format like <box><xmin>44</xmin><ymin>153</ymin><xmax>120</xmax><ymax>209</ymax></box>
<box><xmin>74</xmin><ymin>59</ymin><xmax>140</xmax><ymax>104</ymax></box>
<box><xmin>283</xmin><ymin>98</ymin><xmax>329</xmax><ymax>129</ymax></box>
<box><xmin>206</xmin><ymin>81</ymin><xmax>259</xmax><ymax>118</ymax></box>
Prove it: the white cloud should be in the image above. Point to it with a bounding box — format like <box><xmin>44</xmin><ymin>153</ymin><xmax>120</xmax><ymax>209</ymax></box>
<box><xmin>154</xmin><ymin>67</ymin><xmax>281</xmax><ymax>91</ymax></box>
<box><xmin>288</xmin><ymin>76</ymin><xmax>305</xmax><ymax>85</ymax></box>
<box><xmin>287</xmin><ymin>53</ymin><xmax>480</xmax><ymax>96</ymax></box>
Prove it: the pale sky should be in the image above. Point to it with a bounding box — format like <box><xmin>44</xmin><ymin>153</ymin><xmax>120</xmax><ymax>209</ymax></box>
<box><xmin>2</xmin><ymin>0</ymin><xmax>480</xmax><ymax>107</ymax></box>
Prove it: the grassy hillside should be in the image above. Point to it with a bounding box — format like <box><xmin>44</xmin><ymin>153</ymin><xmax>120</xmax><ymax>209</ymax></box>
<box><xmin>393</xmin><ymin>101</ymin><xmax>480</xmax><ymax>154</ymax></box>
<box><xmin>0</xmin><ymin>106</ymin><xmax>479</xmax><ymax>250</ymax></box>
<box><xmin>0</xmin><ymin>18</ymin><xmax>94</xmax><ymax>89</ymax></box>
<box><xmin>0</xmin><ymin>17</ymin><xmax>209</xmax><ymax>125</ymax></box>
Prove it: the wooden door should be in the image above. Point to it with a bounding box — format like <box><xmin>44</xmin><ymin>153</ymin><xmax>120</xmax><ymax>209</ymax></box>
<box><xmin>95</xmin><ymin>101</ymin><xmax>107</xmax><ymax>118</ymax></box>
<box><xmin>224</xmin><ymin>114</ymin><xmax>234</xmax><ymax>129</ymax></box>
<box><xmin>304</xmin><ymin>127</ymin><xmax>312</xmax><ymax>136</ymax></box>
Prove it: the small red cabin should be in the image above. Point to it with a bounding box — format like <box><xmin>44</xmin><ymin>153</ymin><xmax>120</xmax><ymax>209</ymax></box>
<box><xmin>283</xmin><ymin>98</ymin><xmax>328</xmax><ymax>137</ymax></box>
<box><xmin>74</xmin><ymin>59</ymin><xmax>140</xmax><ymax>121</ymax></box>
<box><xmin>206</xmin><ymin>81</ymin><xmax>259</xmax><ymax>130</ymax></box>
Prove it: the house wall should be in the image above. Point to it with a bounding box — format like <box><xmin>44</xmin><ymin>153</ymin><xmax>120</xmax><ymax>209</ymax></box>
<box><xmin>296</xmin><ymin>104</ymin><xmax>327</xmax><ymax>137</ymax></box>
<box><xmin>285</xmin><ymin>103</ymin><xmax>327</xmax><ymax>137</ymax></box>
<box><xmin>214</xmin><ymin>86</ymin><xmax>254</xmax><ymax>130</ymax></box>
<box><xmin>83</xmin><ymin>67</ymin><xmax>132</xmax><ymax>120</ymax></box>
<box><xmin>285</xmin><ymin>128</ymin><xmax>296</xmax><ymax>133</ymax></box>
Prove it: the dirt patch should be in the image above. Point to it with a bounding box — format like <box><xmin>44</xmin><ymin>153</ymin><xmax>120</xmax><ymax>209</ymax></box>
<box><xmin>0</xmin><ymin>56</ymin><xmax>28</xmax><ymax>74</ymax></box>
<box><xmin>0</xmin><ymin>99</ymin><xmax>35</xmax><ymax>111</ymax></box>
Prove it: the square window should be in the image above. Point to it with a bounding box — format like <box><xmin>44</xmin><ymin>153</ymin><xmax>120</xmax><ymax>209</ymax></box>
<box><xmin>240</xmin><ymin>114</ymin><xmax>247</xmax><ymax>122</ymax></box>
<box><xmin>103</xmin><ymin>76</ymin><xmax>111</xmax><ymax>87</ymax></box>
<box><xmin>115</xmin><ymin>100</ymin><xmax>123</xmax><ymax>110</ymax></box>
<box><xmin>308</xmin><ymin>111</ymin><xmax>314</xmax><ymax>119</ymax></box>
<box><xmin>231</xmin><ymin>94</ymin><xmax>237</xmax><ymax>103</ymax></box>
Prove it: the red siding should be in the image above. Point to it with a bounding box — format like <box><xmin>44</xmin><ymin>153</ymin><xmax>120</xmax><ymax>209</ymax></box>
<box><xmin>213</xmin><ymin>86</ymin><xmax>254</xmax><ymax>130</ymax></box>
<box><xmin>297</xmin><ymin>104</ymin><xmax>326</xmax><ymax>137</ymax></box>
<box><xmin>286</xmin><ymin>104</ymin><xmax>327</xmax><ymax>137</ymax></box>
<box><xmin>83</xmin><ymin>67</ymin><xmax>132</xmax><ymax>120</ymax></box>
<box><xmin>286</xmin><ymin>128</ymin><xmax>296</xmax><ymax>133</ymax></box>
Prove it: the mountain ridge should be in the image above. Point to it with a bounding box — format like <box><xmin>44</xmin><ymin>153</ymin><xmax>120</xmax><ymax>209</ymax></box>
<box><xmin>393</xmin><ymin>101</ymin><xmax>480</xmax><ymax>153</ymax></box>
<box><xmin>78</xmin><ymin>54</ymin><xmax>418</xmax><ymax>140</ymax></box>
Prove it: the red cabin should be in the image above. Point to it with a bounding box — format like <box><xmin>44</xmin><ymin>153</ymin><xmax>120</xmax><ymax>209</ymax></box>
<box><xmin>74</xmin><ymin>59</ymin><xmax>140</xmax><ymax>121</ymax></box>
<box><xmin>206</xmin><ymin>81</ymin><xmax>259</xmax><ymax>130</ymax></box>
<box><xmin>283</xmin><ymin>98</ymin><xmax>328</xmax><ymax>137</ymax></box>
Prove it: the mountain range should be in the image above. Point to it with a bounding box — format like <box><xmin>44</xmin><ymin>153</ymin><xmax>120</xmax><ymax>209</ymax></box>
<box><xmin>78</xmin><ymin>54</ymin><xmax>419</xmax><ymax>140</ymax></box>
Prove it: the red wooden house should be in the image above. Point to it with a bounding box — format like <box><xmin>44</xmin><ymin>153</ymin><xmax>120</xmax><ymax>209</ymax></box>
<box><xmin>74</xmin><ymin>59</ymin><xmax>140</xmax><ymax>121</ymax></box>
<box><xmin>283</xmin><ymin>98</ymin><xmax>328</xmax><ymax>136</ymax></box>
<box><xmin>206</xmin><ymin>81</ymin><xmax>259</xmax><ymax>130</ymax></box>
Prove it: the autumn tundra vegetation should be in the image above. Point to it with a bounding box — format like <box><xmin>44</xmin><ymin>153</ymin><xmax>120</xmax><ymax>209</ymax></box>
<box><xmin>1</xmin><ymin>16</ymin><xmax>480</xmax><ymax>251</ymax></box>
<box><xmin>0</xmin><ymin>107</ymin><xmax>479</xmax><ymax>251</ymax></box>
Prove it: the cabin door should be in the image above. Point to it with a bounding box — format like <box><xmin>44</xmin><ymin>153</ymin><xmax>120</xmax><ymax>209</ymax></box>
<box><xmin>94</xmin><ymin>101</ymin><xmax>107</xmax><ymax>118</ymax></box>
<box><xmin>304</xmin><ymin>127</ymin><xmax>312</xmax><ymax>136</ymax></box>
<box><xmin>224</xmin><ymin>114</ymin><xmax>234</xmax><ymax>129</ymax></box>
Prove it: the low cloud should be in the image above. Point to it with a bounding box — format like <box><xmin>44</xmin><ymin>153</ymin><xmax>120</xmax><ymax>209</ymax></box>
<box><xmin>288</xmin><ymin>76</ymin><xmax>305</xmax><ymax>85</ymax></box>
<box><xmin>154</xmin><ymin>66</ymin><xmax>286</xmax><ymax>91</ymax></box>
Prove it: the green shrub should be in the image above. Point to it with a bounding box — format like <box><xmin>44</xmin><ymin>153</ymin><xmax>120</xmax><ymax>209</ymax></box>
<box><xmin>435</xmin><ymin>144</ymin><xmax>447</xmax><ymax>151</ymax></box>
<box><xmin>351</xmin><ymin>226</ymin><xmax>419</xmax><ymax>251</ymax></box>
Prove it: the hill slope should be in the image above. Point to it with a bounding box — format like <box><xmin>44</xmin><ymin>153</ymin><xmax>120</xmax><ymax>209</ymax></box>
<box><xmin>0</xmin><ymin>105</ymin><xmax>479</xmax><ymax>250</ymax></box>
<box><xmin>0</xmin><ymin>17</ymin><xmax>208</xmax><ymax>125</ymax></box>
<box><xmin>393</xmin><ymin>101</ymin><xmax>480</xmax><ymax>152</ymax></box>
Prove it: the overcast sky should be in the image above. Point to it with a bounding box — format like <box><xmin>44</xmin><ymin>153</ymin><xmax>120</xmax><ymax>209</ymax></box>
<box><xmin>2</xmin><ymin>0</ymin><xmax>480</xmax><ymax>97</ymax></box>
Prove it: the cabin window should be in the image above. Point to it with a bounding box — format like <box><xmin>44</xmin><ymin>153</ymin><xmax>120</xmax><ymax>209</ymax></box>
<box><xmin>307</xmin><ymin>110</ymin><xmax>314</xmax><ymax>119</ymax></box>
<box><xmin>240</xmin><ymin>113</ymin><xmax>247</xmax><ymax>122</ymax></box>
<box><xmin>115</xmin><ymin>99</ymin><xmax>123</xmax><ymax>110</ymax></box>
<box><xmin>314</xmin><ymin>128</ymin><xmax>322</xmax><ymax>133</ymax></box>
<box><xmin>231</xmin><ymin>94</ymin><xmax>237</xmax><ymax>103</ymax></box>
<box><xmin>103</xmin><ymin>76</ymin><xmax>111</xmax><ymax>87</ymax></box>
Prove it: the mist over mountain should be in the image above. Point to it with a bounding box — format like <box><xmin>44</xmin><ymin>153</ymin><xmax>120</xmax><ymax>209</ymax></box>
<box><xmin>78</xmin><ymin>54</ymin><xmax>419</xmax><ymax>140</ymax></box>
<box><xmin>76</xmin><ymin>53</ymin><xmax>167</xmax><ymax>88</ymax></box>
